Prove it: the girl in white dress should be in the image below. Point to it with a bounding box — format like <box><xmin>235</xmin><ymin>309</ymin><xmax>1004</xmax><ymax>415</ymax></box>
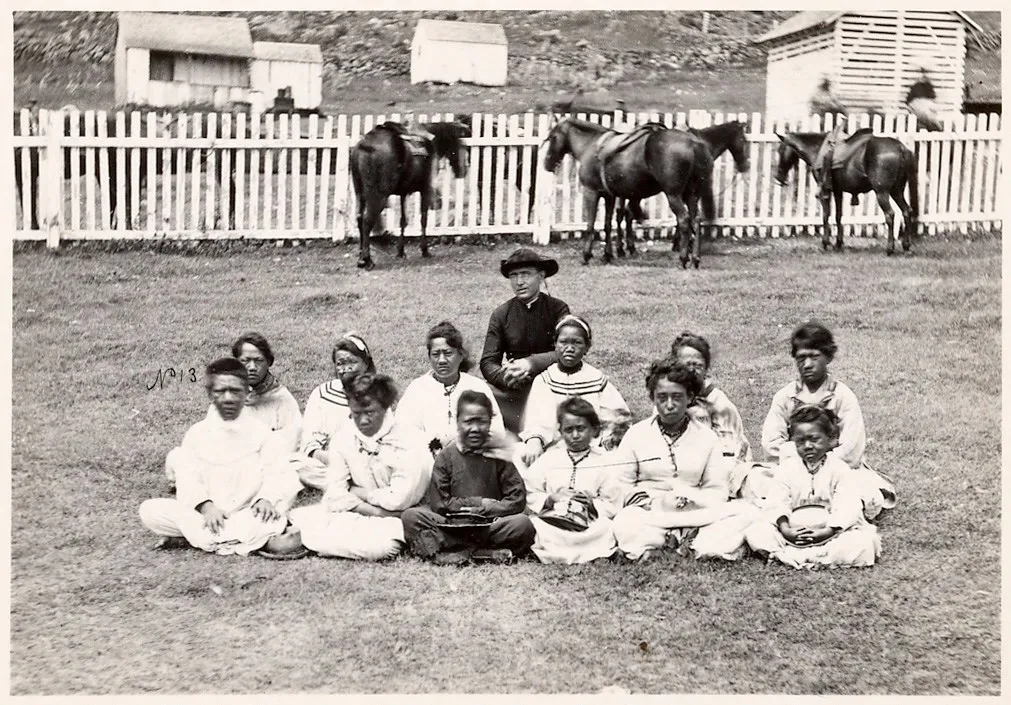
<box><xmin>396</xmin><ymin>321</ymin><xmax>506</xmax><ymax>456</ymax></box>
<box><xmin>519</xmin><ymin>314</ymin><xmax>630</xmax><ymax>467</ymax></box>
<box><xmin>745</xmin><ymin>405</ymin><xmax>881</xmax><ymax>569</ymax></box>
<box><xmin>525</xmin><ymin>398</ymin><xmax>623</xmax><ymax>564</ymax></box>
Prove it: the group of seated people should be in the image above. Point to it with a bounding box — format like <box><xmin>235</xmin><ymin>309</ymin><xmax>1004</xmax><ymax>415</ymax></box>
<box><xmin>139</xmin><ymin>248</ymin><xmax>897</xmax><ymax>569</ymax></box>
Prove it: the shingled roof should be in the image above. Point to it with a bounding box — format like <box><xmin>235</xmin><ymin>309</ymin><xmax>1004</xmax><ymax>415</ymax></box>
<box><xmin>414</xmin><ymin>19</ymin><xmax>507</xmax><ymax>46</ymax></box>
<box><xmin>117</xmin><ymin>12</ymin><xmax>254</xmax><ymax>58</ymax></box>
<box><xmin>252</xmin><ymin>41</ymin><xmax>322</xmax><ymax>64</ymax></box>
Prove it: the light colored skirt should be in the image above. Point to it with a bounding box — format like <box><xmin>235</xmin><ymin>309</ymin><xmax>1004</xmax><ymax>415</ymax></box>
<box><xmin>745</xmin><ymin>520</ymin><xmax>881</xmax><ymax>569</ymax></box>
<box><xmin>139</xmin><ymin>498</ymin><xmax>286</xmax><ymax>556</ymax></box>
<box><xmin>611</xmin><ymin>501</ymin><xmax>757</xmax><ymax>561</ymax></box>
<box><xmin>529</xmin><ymin>516</ymin><xmax>617</xmax><ymax>564</ymax></box>
<box><xmin>290</xmin><ymin>504</ymin><xmax>404</xmax><ymax>561</ymax></box>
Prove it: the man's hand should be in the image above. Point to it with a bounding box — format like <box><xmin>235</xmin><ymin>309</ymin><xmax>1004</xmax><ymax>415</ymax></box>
<box><xmin>197</xmin><ymin>501</ymin><xmax>227</xmax><ymax>535</ymax></box>
<box><xmin>251</xmin><ymin>498</ymin><xmax>280</xmax><ymax>523</ymax></box>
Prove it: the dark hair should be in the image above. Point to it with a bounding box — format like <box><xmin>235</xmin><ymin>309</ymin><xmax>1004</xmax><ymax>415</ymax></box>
<box><xmin>670</xmin><ymin>331</ymin><xmax>711</xmax><ymax>368</ymax></box>
<box><xmin>554</xmin><ymin>314</ymin><xmax>592</xmax><ymax>346</ymax></box>
<box><xmin>332</xmin><ymin>334</ymin><xmax>376</xmax><ymax>372</ymax></box>
<box><xmin>790</xmin><ymin>322</ymin><xmax>838</xmax><ymax>361</ymax></box>
<box><xmin>457</xmin><ymin>389</ymin><xmax>493</xmax><ymax>418</ymax></box>
<box><xmin>205</xmin><ymin>357</ymin><xmax>249</xmax><ymax>386</ymax></box>
<box><xmin>645</xmin><ymin>357</ymin><xmax>703</xmax><ymax>398</ymax></box>
<box><xmin>344</xmin><ymin>372</ymin><xmax>398</xmax><ymax>410</ymax></box>
<box><xmin>556</xmin><ymin>396</ymin><xmax>601</xmax><ymax>430</ymax></box>
<box><xmin>787</xmin><ymin>404</ymin><xmax>841</xmax><ymax>441</ymax></box>
<box><xmin>231</xmin><ymin>332</ymin><xmax>274</xmax><ymax>366</ymax></box>
<box><xmin>426</xmin><ymin>321</ymin><xmax>473</xmax><ymax>373</ymax></box>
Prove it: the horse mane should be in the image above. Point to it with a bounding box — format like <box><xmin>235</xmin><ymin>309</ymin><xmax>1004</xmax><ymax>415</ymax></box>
<box><xmin>562</xmin><ymin>117</ymin><xmax>612</xmax><ymax>134</ymax></box>
<box><xmin>423</xmin><ymin>121</ymin><xmax>469</xmax><ymax>158</ymax></box>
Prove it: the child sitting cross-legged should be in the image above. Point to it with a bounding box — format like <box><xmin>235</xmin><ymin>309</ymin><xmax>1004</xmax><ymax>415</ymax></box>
<box><xmin>524</xmin><ymin>397</ymin><xmax>624</xmax><ymax>564</ymax></box>
<box><xmin>401</xmin><ymin>390</ymin><xmax>536</xmax><ymax>565</ymax></box>
<box><xmin>745</xmin><ymin>404</ymin><xmax>881</xmax><ymax>569</ymax></box>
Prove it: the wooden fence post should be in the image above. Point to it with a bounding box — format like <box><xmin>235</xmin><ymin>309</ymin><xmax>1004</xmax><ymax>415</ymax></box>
<box><xmin>532</xmin><ymin>113</ymin><xmax>554</xmax><ymax>245</ymax></box>
<box><xmin>42</xmin><ymin>110</ymin><xmax>63</xmax><ymax>249</ymax></box>
<box><xmin>332</xmin><ymin>123</ymin><xmax>351</xmax><ymax>242</ymax></box>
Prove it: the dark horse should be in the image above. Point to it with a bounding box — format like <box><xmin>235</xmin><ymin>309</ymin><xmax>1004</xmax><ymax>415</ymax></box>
<box><xmin>542</xmin><ymin>117</ymin><xmax>715</xmax><ymax>268</ymax></box>
<box><xmin>613</xmin><ymin>120</ymin><xmax>751</xmax><ymax>260</ymax></box>
<box><xmin>350</xmin><ymin>120</ymin><xmax>469</xmax><ymax>270</ymax></box>
<box><xmin>774</xmin><ymin>130</ymin><xmax>919</xmax><ymax>255</ymax></box>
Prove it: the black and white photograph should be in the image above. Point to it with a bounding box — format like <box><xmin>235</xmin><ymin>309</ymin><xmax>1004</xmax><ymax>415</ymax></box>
<box><xmin>7</xmin><ymin>6</ymin><xmax>1002</xmax><ymax>695</ymax></box>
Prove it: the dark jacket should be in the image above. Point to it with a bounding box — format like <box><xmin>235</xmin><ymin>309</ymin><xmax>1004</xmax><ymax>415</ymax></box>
<box><xmin>428</xmin><ymin>443</ymin><xmax>527</xmax><ymax>518</ymax></box>
<box><xmin>479</xmin><ymin>293</ymin><xmax>570</xmax><ymax>393</ymax></box>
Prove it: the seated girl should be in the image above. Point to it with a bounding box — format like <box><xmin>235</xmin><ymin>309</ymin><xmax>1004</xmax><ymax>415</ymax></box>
<box><xmin>760</xmin><ymin>321</ymin><xmax>896</xmax><ymax>519</ymax></box>
<box><xmin>396</xmin><ymin>321</ymin><xmax>507</xmax><ymax>456</ymax></box>
<box><xmin>524</xmin><ymin>398</ymin><xmax>623</xmax><ymax>564</ymax></box>
<box><xmin>745</xmin><ymin>405</ymin><xmax>881</xmax><ymax>569</ymax></box>
<box><xmin>610</xmin><ymin>358</ymin><xmax>754</xmax><ymax>562</ymax></box>
<box><xmin>291</xmin><ymin>332</ymin><xmax>375</xmax><ymax>490</ymax></box>
<box><xmin>290</xmin><ymin>372</ymin><xmax>432</xmax><ymax>561</ymax></box>
<box><xmin>519</xmin><ymin>314</ymin><xmax>630</xmax><ymax>467</ymax></box>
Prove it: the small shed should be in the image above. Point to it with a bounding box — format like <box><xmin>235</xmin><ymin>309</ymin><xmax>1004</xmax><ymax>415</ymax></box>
<box><xmin>250</xmin><ymin>41</ymin><xmax>323</xmax><ymax>113</ymax></box>
<box><xmin>411</xmin><ymin>19</ymin><xmax>508</xmax><ymax>87</ymax></box>
<box><xmin>115</xmin><ymin>12</ymin><xmax>254</xmax><ymax>109</ymax></box>
<box><xmin>755</xmin><ymin>11</ymin><xmax>985</xmax><ymax>119</ymax></box>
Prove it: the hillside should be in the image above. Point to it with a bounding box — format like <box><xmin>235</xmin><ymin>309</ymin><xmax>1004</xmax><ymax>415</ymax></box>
<box><xmin>13</xmin><ymin>11</ymin><xmax>999</xmax><ymax>115</ymax></box>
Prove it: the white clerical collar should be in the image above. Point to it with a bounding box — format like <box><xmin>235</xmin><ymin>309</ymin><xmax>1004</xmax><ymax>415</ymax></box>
<box><xmin>522</xmin><ymin>294</ymin><xmax>541</xmax><ymax>309</ymax></box>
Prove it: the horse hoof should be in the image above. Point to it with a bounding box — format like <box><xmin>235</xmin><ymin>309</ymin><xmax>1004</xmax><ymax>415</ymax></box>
<box><xmin>396</xmin><ymin>250</ymin><xmax>406</xmax><ymax>259</ymax></box>
<box><xmin>616</xmin><ymin>249</ymin><xmax>626</xmax><ymax>258</ymax></box>
<box><xmin>693</xmin><ymin>259</ymin><xmax>700</xmax><ymax>270</ymax></box>
<box><xmin>603</xmin><ymin>252</ymin><xmax>613</xmax><ymax>264</ymax></box>
<box><xmin>421</xmin><ymin>249</ymin><xmax>431</xmax><ymax>259</ymax></box>
<box><xmin>902</xmin><ymin>243</ymin><xmax>911</xmax><ymax>252</ymax></box>
<box><xmin>357</xmin><ymin>258</ymin><xmax>374</xmax><ymax>271</ymax></box>
<box><xmin>821</xmin><ymin>242</ymin><xmax>829</xmax><ymax>252</ymax></box>
<box><xmin>680</xmin><ymin>258</ymin><xmax>689</xmax><ymax>269</ymax></box>
<box><xmin>835</xmin><ymin>243</ymin><xmax>843</xmax><ymax>252</ymax></box>
<box><xmin>582</xmin><ymin>252</ymin><xmax>593</xmax><ymax>265</ymax></box>
<box><xmin>886</xmin><ymin>249</ymin><xmax>895</xmax><ymax>257</ymax></box>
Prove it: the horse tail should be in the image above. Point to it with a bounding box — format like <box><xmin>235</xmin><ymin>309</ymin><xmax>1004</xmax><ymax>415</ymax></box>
<box><xmin>699</xmin><ymin>171</ymin><xmax>716</xmax><ymax>222</ymax></box>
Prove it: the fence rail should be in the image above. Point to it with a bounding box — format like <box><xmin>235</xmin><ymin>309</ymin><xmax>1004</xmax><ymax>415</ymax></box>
<box><xmin>12</xmin><ymin>108</ymin><xmax>1003</xmax><ymax>247</ymax></box>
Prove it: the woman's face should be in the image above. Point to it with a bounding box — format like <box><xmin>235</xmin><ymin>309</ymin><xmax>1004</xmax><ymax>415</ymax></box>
<box><xmin>428</xmin><ymin>337</ymin><xmax>463</xmax><ymax>382</ymax></box>
<box><xmin>652</xmin><ymin>378</ymin><xmax>691</xmax><ymax>427</ymax></box>
<box><xmin>348</xmin><ymin>395</ymin><xmax>387</xmax><ymax>437</ymax></box>
<box><xmin>333</xmin><ymin>349</ymin><xmax>368</xmax><ymax>380</ymax></box>
<box><xmin>237</xmin><ymin>343</ymin><xmax>270</xmax><ymax>387</ymax></box>
<box><xmin>555</xmin><ymin>325</ymin><xmax>589</xmax><ymax>369</ymax></box>
<box><xmin>674</xmin><ymin>345</ymin><xmax>708</xmax><ymax>384</ymax></box>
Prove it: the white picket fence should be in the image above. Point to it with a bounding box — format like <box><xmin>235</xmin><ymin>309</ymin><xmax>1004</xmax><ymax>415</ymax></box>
<box><xmin>12</xmin><ymin>107</ymin><xmax>1003</xmax><ymax>247</ymax></box>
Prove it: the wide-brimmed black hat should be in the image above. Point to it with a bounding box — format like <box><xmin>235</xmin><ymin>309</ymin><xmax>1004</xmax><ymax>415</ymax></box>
<box><xmin>499</xmin><ymin>247</ymin><xmax>559</xmax><ymax>278</ymax></box>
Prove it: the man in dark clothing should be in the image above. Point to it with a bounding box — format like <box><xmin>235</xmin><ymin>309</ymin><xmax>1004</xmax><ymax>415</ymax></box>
<box><xmin>907</xmin><ymin>67</ymin><xmax>942</xmax><ymax>132</ymax></box>
<box><xmin>480</xmin><ymin>247</ymin><xmax>570</xmax><ymax>433</ymax></box>
<box><xmin>401</xmin><ymin>391</ymin><xmax>536</xmax><ymax>565</ymax></box>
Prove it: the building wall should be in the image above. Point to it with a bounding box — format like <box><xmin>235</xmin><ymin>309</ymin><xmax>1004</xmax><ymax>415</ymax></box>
<box><xmin>117</xmin><ymin>48</ymin><xmax>252</xmax><ymax>108</ymax></box>
<box><xmin>146</xmin><ymin>81</ymin><xmax>249</xmax><ymax>108</ymax></box>
<box><xmin>124</xmin><ymin>47</ymin><xmax>151</xmax><ymax>105</ymax></box>
<box><xmin>765</xmin><ymin>11</ymin><xmax>967</xmax><ymax>118</ymax></box>
<box><xmin>837</xmin><ymin>11</ymin><xmax>964</xmax><ymax>112</ymax></box>
<box><xmin>250</xmin><ymin>59</ymin><xmax>323</xmax><ymax>109</ymax></box>
<box><xmin>411</xmin><ymin>40</ymin><xmax>507</xmax><ymax>86</ymax></box>
<box><xmin>764</xmin><ymin>30</ymin><xmax>836</xmax><ymax>119</ymax></box>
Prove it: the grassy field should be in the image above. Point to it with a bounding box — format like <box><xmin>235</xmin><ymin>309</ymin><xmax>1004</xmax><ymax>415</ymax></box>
<box><xmin>10</xmin><ymin>232</ymin><xmax>1001</xmax><ymax>694</ymax></box>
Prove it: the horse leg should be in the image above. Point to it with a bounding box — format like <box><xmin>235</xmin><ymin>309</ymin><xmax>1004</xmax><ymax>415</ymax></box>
<box><xmin>358</xmin><ymin>199</ymin><xmax>376</xmax><ymax>270</ymax></box>
<box><xmin>582</xmin><ymin>192</ymin><xmax>599</xmax><ymax>265</ymax></box>
<box><xmin>876</xmin><ymin>189</ymin><xmax>896</xmax><ymax>256</ymax></box>
<box><xmin>819</xmin><ymin>193</ymin><xmax>832</xmax><ymax>251</ymax></box>
<box><xmin>602</xmin><ymin>197</ymin><xmax>615</xmax><ymax>264</ymax></box>
<box><xmin>614</xmin><ymin>199</ymin><xmax>626</xmax><ymax>258</ymax></box>
<box><xmin>892</xmin><ymin>189</ymin><xmax>913</xmax><ymax>254</ymax></box>
<box><xmin>419</xmin><ymin>192</ymin><xmax>431</xmax><ymax>258</ymax></box>
<box><xmin>833</xmin><ymin>190</ymin><xmax>844</xmax><ymax>251</ymax></box>
<box><xmin>626</xmin><ymin>200</ymin><xmax>642</xmax><ymax>255</ymax></box>
<box><xmin>664</xmin><ymin>193</ymin><xmax>691</xmax><ymax>269</ymax></box>
<box><xmin>686</xmin><ymin>194</ymin><xmax>702</xmax><ymax>269</ymax></box>
<box><xmin>396</xmin><ymin>197</ymin><xmax>408</xmax><ymax>258</ymax></box>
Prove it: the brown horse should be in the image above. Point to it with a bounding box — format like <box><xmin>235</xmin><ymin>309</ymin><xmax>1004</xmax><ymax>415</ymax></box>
<box><xmin>614</xmin><ymin>120</ymin><xmax>751</xmax><ymax>259</ymax></box>
<box><xmin>542</xmin><ymin>117</ymin><xmax>715</xmax><ymax>268</ymax></box>
<box><xmin>350</xmin><ymin>120</ymin><xmax>469</xmax><ymax>270</ymax></box>
<box><xmin>774</xmin><ymin>130</ymin><xmax>919</xmax><ymax>255</ymax></box>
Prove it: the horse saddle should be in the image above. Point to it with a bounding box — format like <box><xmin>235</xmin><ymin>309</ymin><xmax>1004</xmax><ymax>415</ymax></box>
<box><xmin>595</xmin><ymin>123</ymin><xmax>667</xmax><ymax>194</ymax></box>
<box><xmin>377</xmin><ymin>122</ymin><xmax>432</xmax><ymax>159</ymax></box>
<box><xmin>831</xmin><ymin>128</ymin><xmax>873</xmax><ymax>170</ymax></box>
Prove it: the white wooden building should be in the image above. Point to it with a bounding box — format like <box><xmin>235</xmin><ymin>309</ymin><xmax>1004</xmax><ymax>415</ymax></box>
<box><xmin>756</xmin><ymin>11</ymin><xmax>984</xmax><ymax>119</ymax></box>
<box><xmin>250</xmin><ymin>41</ymin><xmax>323</xmax><ymax>112</ymax></box>
<box><xmin>114</xmin><ymin>12</ymin><xmax>254</xmax><ymax>109</ymax></box>
<box><xmin>411</xmin><ymin>19</ymin><xmax>508</xmax><ymax>87</ymax></box>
